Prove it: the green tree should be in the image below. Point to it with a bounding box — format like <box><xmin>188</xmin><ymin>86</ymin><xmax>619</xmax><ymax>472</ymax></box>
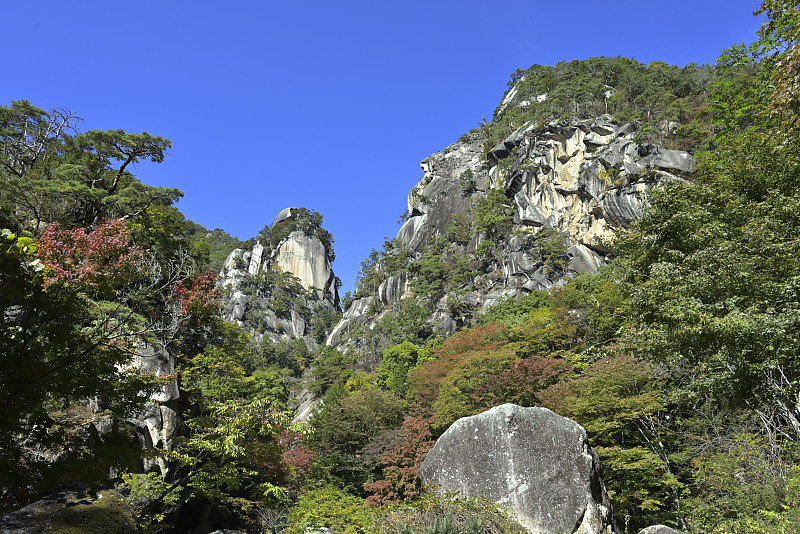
<box><xmin>310</xmin><ymin>386</ymin><xmax>406</xmax><ymax>492</ymax></box>
<box><xmin>0</xmin><ymin>218</ymin><xmax>164</xmax><ymax>510</ymax></box>
<box><xmin>375</xmin><ymin>341</ymin><xmax>434</xmax><ymax>398</ymax></box>
<box><xmin>0</xmin><ymin>102</ymin><xmax>181</xmax><ymax>229</ymax></box>
<box><xmin>539</xmin><ymin>355</ymin><xmax>681</xmax><ymax>530</ymax></box>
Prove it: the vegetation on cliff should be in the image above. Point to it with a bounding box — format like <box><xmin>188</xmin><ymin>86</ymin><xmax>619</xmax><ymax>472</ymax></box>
<box><xmin>1</xmin><ymin>2</ymin><xmax>799</xmax><ymax>533</ymax></box>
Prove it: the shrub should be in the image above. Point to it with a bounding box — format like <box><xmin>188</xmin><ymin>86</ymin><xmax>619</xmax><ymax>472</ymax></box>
<box><xmin>373</xmin><ymin>494</ymin><xmax>526</xmax><ymax>534</ymax></box>
<box><xmin>286</xmin><ymin>486</ymin><xmax>371</xmax><ymax>534</ymax></box>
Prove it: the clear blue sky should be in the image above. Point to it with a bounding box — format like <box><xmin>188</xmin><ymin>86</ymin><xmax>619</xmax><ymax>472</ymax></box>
<box><xmin>1</xmin><ymin>0</ymin><xmax>764</xmax><ymax>293</ymax></box>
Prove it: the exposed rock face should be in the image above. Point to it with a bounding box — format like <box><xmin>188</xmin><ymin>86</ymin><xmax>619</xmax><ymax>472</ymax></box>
<box><xmin>127</xmin><ymin>344</ymin><xmax>181</xmax><ymax>477</ymax></box>
<box><xmin>419</xmin><ymin>404</ymin><xmax>617</xmax><ymax>534</ymax></box>
<box><xmin>274</xmin><ymin>232</ymin><xmax>333</xmax><ymax>292</ymax></box>
<box><xmin>218</xmin><ymin>208</ymin><xmax>339</xmax><ymax>348</ymax></box>
<box><xmin>329</xmin><ymin>115</ymin><xmax>692</xmax><ymax>359</ymax></box>
<box><xmin>0</xmin><ymin>482</ymin><xmax>138</xmax><ymax>534</ymax></box>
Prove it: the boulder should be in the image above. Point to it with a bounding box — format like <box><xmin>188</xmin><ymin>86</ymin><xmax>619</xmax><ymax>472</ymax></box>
<box><xmin>273</xmin><ymin>206</ymin><xmax>296</xmax><ymax>226</ymax></box>
<box><xmin>649</xmin><ymin>149</ymin><xmax>692</xmax><ymax>173</ymax></box>
<box><xmin>568</xmin><ymin>244</ymin><xmax>604</xmax><ymax>275</ymax></box>
<box><xmin>637</xmin><ymin>526</ymin><xmax>685</xmax><ymax>534</ymax></box>
<box><xmin>0</xmin><ymin>482</ymin><xmax>138</xmax><ymax>534</ymax></box>
<box><xmin>419</xmin><ymin>404</ymin><xmax>617</xmax><ymax>534</ymax></box>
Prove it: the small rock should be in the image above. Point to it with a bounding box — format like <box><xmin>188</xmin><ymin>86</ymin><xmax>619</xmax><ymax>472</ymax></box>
<box><xmin>637</xmin><ymin>526</ymin><xmax>685</xmax><ymax>534</ymax></box>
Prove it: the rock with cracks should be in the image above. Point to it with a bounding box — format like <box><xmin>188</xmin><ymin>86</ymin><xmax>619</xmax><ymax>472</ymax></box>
<box><xmin>419</xmin><ymin>404</ymin><xmax>617</xmax><ymax>534</ymax></box>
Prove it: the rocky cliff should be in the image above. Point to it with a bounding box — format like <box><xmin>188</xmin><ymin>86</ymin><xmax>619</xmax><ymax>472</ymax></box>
<box><xmin>218</xmin><ymin>207</ymin><xmax>340</xmax><ymax>350</ymax></box>
<box><xmin>328</xmin><ymin>114</ymin><xmax>692</xmax><ymax>362</ymax></box>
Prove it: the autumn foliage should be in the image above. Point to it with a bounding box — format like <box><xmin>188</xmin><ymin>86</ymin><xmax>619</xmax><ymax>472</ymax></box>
<box><xmin>408</xmin><ymin>323</ymin><xmax>506</xmax><ymax>408</ymax></box>
<box><xmin>172</xmin><ymin>267</ymin><xmax>221</xmax><ymax>317</ymax></box>
<box><xmin>364</xmin><ymin>415</ymin><xmax>435</xmax><ymax>506</ymax></box>
<box><xmin>38</xmin><ymin>219</ymin><xmax>145</xmax><ymax>296</ymax></box>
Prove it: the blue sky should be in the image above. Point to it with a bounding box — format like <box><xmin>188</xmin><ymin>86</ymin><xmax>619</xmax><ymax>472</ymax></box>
<box><xmin>1</xmin><ymin>1</ymin><xmax>764</xmax><ymax>293</ymax></box>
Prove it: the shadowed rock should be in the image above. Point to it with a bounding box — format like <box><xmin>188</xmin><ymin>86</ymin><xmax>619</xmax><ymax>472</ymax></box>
<box><xmin>0</xmin><ymin>482</ymin><xmax>137</xmax><ymax>534</ymax></box>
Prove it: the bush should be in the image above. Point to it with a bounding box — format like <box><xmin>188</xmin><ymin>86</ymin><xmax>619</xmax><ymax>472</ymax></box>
<box><xmin>373</xmin><ymin>494</ymin><xmax>526</xmax><ymax>534</ymax></box>
<box><xmin>286</xmin><ymin>486</ymin><xmax>371</xmax><ymax>534</ymax></box>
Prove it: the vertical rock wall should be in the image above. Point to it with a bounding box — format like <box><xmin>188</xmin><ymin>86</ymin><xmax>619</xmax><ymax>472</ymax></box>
<box><xmin>329</xmin><ymin>115</ymin><xmax>692</xmax><ymax>355</ymax></box>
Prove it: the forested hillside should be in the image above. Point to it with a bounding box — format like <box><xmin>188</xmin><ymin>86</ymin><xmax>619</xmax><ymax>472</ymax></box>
<box><xmin>1</xmin><ymin>1</ymin><xmax>799</xmax><ymax>533</ymax></box>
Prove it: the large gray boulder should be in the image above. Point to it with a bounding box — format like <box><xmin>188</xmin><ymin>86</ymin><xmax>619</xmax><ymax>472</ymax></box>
<box><xmin>419</xmin><ymin>404</ymin><xmax>617</xmax><ymax>534</ymax></box>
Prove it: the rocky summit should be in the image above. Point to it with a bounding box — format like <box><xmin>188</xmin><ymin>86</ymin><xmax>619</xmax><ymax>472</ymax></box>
<box><xmin>420</xmin><ymin>404</ymin><xmax>617</xmax><ymax>534</ymax></box>
<box><xmin>218</xmin><ymin>206</ymin><xmax>339</xmax><ymax>348</ymax></box>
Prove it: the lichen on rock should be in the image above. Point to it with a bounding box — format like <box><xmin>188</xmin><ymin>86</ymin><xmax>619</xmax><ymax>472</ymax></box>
<box><xmin>419</xmin><ymin>404</ymin><xmax>618</xmax><ymax>534</ymax></box>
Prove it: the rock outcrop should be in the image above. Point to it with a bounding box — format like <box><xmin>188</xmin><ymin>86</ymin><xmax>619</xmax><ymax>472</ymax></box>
<box><xmin>329</xmin><ymin>115</ymin><xmax>692</xmax><ymax>359</ymax></box>
<box><xmin>127</xmin><ymin>344</ymin><xmax>181</xmax><ymax>476</ymax></box>
<box><xmin>419</xmin><ymin>404</ymin><xmax>617</xmax><ymax>534</ymax></box>
<box><xmin>0</xmin><ymin>482</ymin><xmax>138</xmax><ymax>534</ymax></box>
<box><xmin>219</xmin><ymin>207</ymin><xmax>339</xmax><ymax>349</ymax></box>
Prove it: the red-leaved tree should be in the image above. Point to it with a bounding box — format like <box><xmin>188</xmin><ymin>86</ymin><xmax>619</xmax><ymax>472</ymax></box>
<box><xmin>364</xmin><ymin>415</ymin><xmax>435</xmax><ymax>506</ymax></box>
<box><xmin>38</xmin><ymin>219</ymin><xmax>145</xmax><ymax>297</ymax></box>
<box><xmin>171</xmin><ymin>267</ymin><xmax>221</xmax><ymax>318</ymax></box>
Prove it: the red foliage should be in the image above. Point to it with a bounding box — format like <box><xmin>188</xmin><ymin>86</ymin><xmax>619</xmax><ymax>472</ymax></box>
<box><xmin>276</xmin><ymin>427</ymin><xmax>315</xmax><ymax>495</ymax></box>
<box><xmin>364</xmin><ymin>415</ymin><xmax>435</xmax><ymax>506</ymax></box>
<box><xmin>473</xmin><ymin>356</ymin><xmax>572</xmax><ymax>408</ymax></box>
<box><xmin>38</xmin><ymin>219</ymin><xmax>146</xmax><ymax>295</ymax></box>
<box><xmin>171</xmin><ymin>268</ymin><xmax>221</xmax><ymax>317</ymax></box>
<box><xmin>408</xmin><ymin>323</ymin><xmax>506</xmax><ymax>408</ymax></box>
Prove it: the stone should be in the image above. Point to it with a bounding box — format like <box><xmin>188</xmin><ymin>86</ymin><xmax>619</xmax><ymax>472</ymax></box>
<box><xmin>602</xmin><ymin>188</ymin><xmax>646</xmax><ymax>228</ymax></box>
<box><xmin>396</xmin><ymin>214</ymin><xmax>428</xmax><ymax>253</ymax></box>
<box><xmin>377</xmin><ymin>272</ymin><xmax>409</xmax><ymax>306</ymax></box>
<box><xmin>568</xmin><ymin>244</ymin><xmax>604</xmax><ymax>275</ymax></box>
<box><xmin>649</xmin><ymin>148</ymin><xmax>693</xmax><ymax>173</ymax></box>
<box><xmin>327</xmin><ymin>115</ymin><xmax>694</xmax><ymax>364</ymax></box>
<box><xmin>343</xmin><ymin>296</ymin><xmax>375</xmax><ymax>320</ymax></box>
<box><xmin>274</xmin><ymin>231</ymin><xmax>334</xmax><ymax>292</ymax></box>
<box><xmin>481</xmin><ymin>288</ymin><xmax>521</xmax><ymax>311</ymax></box>
<box><xmin>434</xmin><ymin>313</ymin><xmax>458</xmax><ymax>337</ymax></box>
<box><xmin>614</xmin><ymin>122</ymin><xmax>638</xmax><ymax>138</ymax></box>
<box><xmin>488</xmin><ymin>141</ymin><xmax>511</xmax><ymax>161</ymax></box>
<box><xmin>248</xmin><ymin>243</ymin><xmax>264</xmax><ymax>275</ymax></box>
<box><xmin>0</xmin><ymin>482</ymin><xmax>138</xmax><ymax>534</ymax></box>
<box><xmin>273</xmin><ymin>206</ymin><xmax>296</xmax><ymax>226</ymax></box>
<box><xmin>217</xmin><ymin>210</ymin><xmax>339</xmax><ymax>349</ymax></box>
<box><xmin>505</xmin><ymin>251</ymin><xmax>540</xmax><ymax>277</ymax></box>
<box><xmin>637</xmin><ymin>526</ymin><xmax>685</xmax><ymax>534</ymax></box>
<box><xmin>419</xmin><ymin>404</ymin><xmax>617</xmax><ymax>534</ymax></box>
<box><xmin>132</xmin><ymin>345</ymin><xmax>179</xmax><ymax>402</ymax></box>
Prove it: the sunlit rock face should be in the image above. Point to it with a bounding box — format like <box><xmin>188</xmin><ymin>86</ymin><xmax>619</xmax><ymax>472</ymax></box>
<box><xmin>329</xmin><ymin>114</ymin><xmax>692</xmax><ymax>359</ymax></box>
<box><xmin>274</xmin><ymin>231</ymin><xmax>334</xmax><ymax>292</ymax></box>
<box><xmin>420</xmin><ymin>404</ymin><xmax>618</xmax><ymax>534</ymax></box>
<box><xmin>218</xmin><ymin>209</ymin><xmax>338</xmax><ymax>348</ymax></box>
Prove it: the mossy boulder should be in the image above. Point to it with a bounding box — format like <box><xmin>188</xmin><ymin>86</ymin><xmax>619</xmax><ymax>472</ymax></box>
<box><xmin>0</xmin><ymin>482</ymin><xmax>137</xmax><ymax>533</ymax></box>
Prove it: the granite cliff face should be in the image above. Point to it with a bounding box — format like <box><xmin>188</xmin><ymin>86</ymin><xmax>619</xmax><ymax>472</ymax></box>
<box><xmin>218</xmin><ymin>207</ymin><xmax>340</xmax><ymax>349</ymax></box>
<box><xmin>328</xmin><ymin>115</ymin><xmax>692</xmax><ymax>359</ymax></box>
